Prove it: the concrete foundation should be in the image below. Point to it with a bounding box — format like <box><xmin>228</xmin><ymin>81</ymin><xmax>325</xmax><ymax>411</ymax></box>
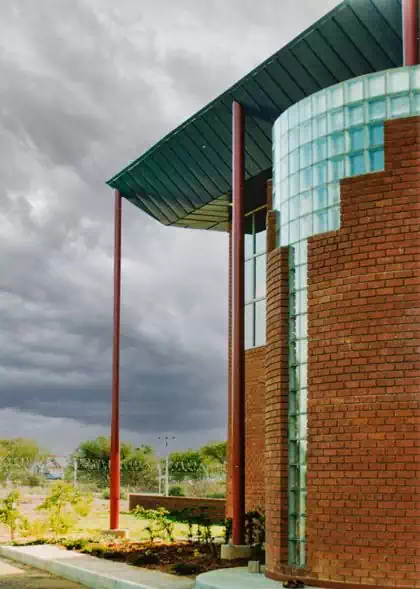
<box><xmin>101</xmin><ymin>529</ymin><xmax>127</xmax><ymax>539</ymax></box>
<box><xmin>220</xmin><ymin>544</ymin><xmax>252</xmax><ymax>561</ymax></box>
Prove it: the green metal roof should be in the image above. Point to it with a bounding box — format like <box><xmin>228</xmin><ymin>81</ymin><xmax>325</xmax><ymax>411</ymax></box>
<box><xmin>107</xmin><ymin>0</ymin><xmax>403</xmax><ymax>231</ymax></box>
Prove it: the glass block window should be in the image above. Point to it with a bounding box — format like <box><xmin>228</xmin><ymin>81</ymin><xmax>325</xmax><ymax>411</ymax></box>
<box><xmin>244</xmin><ymin>207</ymin><xmax>267</xmax><ymax>349</ymax></box>
<box><xmin>272</xmin><ymin>65</ymin><xmax>420</xmax><ymax>569</ymax></box>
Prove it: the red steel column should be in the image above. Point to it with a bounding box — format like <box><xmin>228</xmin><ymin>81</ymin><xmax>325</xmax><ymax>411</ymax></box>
<box><xmin>110</xmin><ymin>190</ymin><xmax>122</xmax><ymax>530</ymax></box>
<box><xmin>403</xmin><ymin>0</ymin><xmax>419</xmax><ymax>65</ymax></box>
<box><xmin>231</xmin><ymin>101</ymin><xmax>245</xmax><ymax>545</ymax></box>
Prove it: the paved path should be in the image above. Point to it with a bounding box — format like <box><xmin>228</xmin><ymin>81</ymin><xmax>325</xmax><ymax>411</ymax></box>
<box><xmin>0</xmin><ymin>556</ymin><xmax>84</xmax><ymax>588</ymax></box>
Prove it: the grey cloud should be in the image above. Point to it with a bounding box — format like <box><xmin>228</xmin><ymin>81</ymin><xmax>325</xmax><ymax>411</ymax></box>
<box><xmin>0</xmin><ymin>0</ymin><xmax>340</xmax><ymax>454</ymax></box>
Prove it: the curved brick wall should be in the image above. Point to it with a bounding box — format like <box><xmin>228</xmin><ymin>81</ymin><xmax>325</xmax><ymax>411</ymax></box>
<box><xmin>266</xmin><ymin>116</ymin><xmax>420</xmax><ymax>588</ymax></box>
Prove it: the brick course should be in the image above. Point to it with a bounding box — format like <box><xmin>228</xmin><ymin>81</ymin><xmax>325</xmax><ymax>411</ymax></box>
<box><xmin>244</xmin><ymin>346</ymin><xmax>266</xmax><ymax>512</ymax></box>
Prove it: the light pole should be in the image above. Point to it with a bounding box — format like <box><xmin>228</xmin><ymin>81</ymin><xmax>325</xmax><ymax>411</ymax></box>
<box><xmin>158</xmin><ymin>436</ymin><xmax>175</xmax><ymax>496</ymax></box>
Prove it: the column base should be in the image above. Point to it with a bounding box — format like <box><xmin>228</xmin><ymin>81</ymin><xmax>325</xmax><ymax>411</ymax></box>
<box><xmin>220</xmin><ymin>544</ymin><xmax>252</xmax><ymax>560</ymax></box>
<box><xmin>101</xmin><ymin>529</ymin><xmax>128</xmax><ymax>539</ymax></box>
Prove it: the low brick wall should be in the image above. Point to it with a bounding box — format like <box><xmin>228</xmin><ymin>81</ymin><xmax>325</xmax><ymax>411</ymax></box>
<box><xmin>128</xmin><ymin>494</ymin><xmax>226</xmax><ymax>523</ymax></box>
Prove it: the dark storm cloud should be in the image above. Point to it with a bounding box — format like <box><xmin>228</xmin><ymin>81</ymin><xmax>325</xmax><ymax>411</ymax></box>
<box><xmin>0</xmin><ymin>0</ymin><xmax>339</xmax><ymax>453</ymax></box>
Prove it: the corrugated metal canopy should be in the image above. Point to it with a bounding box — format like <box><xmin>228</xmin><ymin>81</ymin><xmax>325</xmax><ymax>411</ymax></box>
<box><xmin>107</xmin><ymin>0</ymin><xmax>403</xmax><ymax>232</ymax></box>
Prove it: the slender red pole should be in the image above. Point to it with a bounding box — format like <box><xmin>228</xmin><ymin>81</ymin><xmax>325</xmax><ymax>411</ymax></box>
<box><xmin>110</xmin><ymin>190</ymin><xmax>122</xmax><ymax>530</ymax></box>
<box><xmin>403</xmin><ymin>0</ymin><xmax>419</xmax><ymax>66</ymax></box>
<box><xmin>231</xmin><ymin>101</ymin><xmax>245</xmax><ymax>545</ymax></box>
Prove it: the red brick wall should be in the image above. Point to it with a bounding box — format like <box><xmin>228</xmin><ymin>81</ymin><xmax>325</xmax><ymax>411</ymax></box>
<box><xmin>244</xmin><ymin>346</ymin><xmax>266</xmax><ymax>512</ymax></box>
<box><xmin>128</xmin><ymin>494</ymin><xmax>225</xmax><ymax>523</ymax></box>
<box><xmin>268</xmin><ymin>116</ymin><xmax>420</xmax><ymax>588</ymax></box>
<box><xmin>265</xmin><ymin>245</ymin><xmax>289</xmax><ymax>572</ymax></box>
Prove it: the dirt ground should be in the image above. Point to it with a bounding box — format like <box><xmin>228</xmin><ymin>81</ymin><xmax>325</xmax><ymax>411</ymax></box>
<box><xmin>0</xmin><ymin>556</ymin><xmax>84</xmax><ymax>588</ymax></box>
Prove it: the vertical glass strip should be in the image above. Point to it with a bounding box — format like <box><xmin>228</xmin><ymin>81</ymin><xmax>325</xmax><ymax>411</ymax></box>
<box><xmin>288</xmin><ymin>243</ymin><xmax>307</xmax><ymax>567</ymax></box>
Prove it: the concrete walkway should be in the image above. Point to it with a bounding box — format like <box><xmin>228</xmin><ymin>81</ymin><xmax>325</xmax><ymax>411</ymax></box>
<box><xmin>0</xmin><ymin>545</ymin><xmax>195</xmax><ymax>589</ymax></box>
<box><xmin>0</xmin><ymin>556</ymin><xmax>84</xmax><ymax>588</ymax></box>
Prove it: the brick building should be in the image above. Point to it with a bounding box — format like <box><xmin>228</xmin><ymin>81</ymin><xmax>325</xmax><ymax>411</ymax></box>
<box><xmin>107</xmin><ymin>1</ymin><xmax>420</xmax><ymax>587</ymax></box>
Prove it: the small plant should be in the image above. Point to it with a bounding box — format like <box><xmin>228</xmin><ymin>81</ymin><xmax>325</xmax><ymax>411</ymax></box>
<box><xmin>168</xmin><ymin>485</ymin><xmax>184</xmax><ymax>497</ymax></box>
<box><xmin>19</xmin><ymin>517</ymin><xmax>49</xmax><ymax>539</ymax></box>
<box><xmin>245</xmin><ymin>510</ymin><xmax>265</xmax><ymax>545</ymax></box>
<box><xmin>37</xmin><ymin>481</ymin><xmax>93</xmax><ymax>537</ymax></box>
<box><xmin>101</xmin><ymin>488</ymin><xmax>127</xmax><ymax>500</ymax></box>
<box><xmin>0</xmin><ymin>491</ymin><xmax>27</xmax><ymax>541</ymax></box>
<box><xmin>133</xmin><ymin>506</ymin><xmax>174</xmax><ymax>543</ymax></box>
<box><xmin>132</xmin><ymin>550</ymin><xmax>160</xmax><ymax>566</ymax></box>
<box><xmin>224</xmin><ymin>517</ymin><xmax>232</xmax><ymax>544</ymax></box>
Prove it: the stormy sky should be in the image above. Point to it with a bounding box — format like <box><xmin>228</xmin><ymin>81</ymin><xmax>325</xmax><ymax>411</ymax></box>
<box><xmin>0</xmin><ymin>0</ymin><xmax>339</xmax><ymax>457</ymax></box>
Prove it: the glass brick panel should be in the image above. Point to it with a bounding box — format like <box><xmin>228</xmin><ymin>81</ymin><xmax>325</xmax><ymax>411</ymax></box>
<box><xmin>314</xmin><ymin>209</ymin><xmax>328</xmax><ymax>233</ymax></box>
<box><xmin>389</xmin><ymin>69</ymin><xmax>410</xmax><ymax>93</ymax></box>
<box><xmin>329</xmin><ymin>182</ymin><xmax>340</xmax><ymax>205</ymax></box>
<box><xmin>290</xmin><ymin>149</ymin><xmax>299</xmax><ymax>174</ymax></box>
<box><xmin>313</xmin><ymin>91</ymin><xmax>327</xmax><ymax>113</ymax></box>
<box><xmin>300</xmin><ymin>167</ymin><xmax>312</xmax><ymax>192</ymax></box>
<box><xmin>347</xmin><ymin>78</ymin><xmax>364</xmax><ymax>102</ymax></box>
<box><xmin>300</xmin><ymin>120</ymin><xmax>312</xmax><ymax>144</ymax></box>
<box><xmin>300</xmin><ymin>214</ymin><xmax>312</xmax><ymax>239</ymax></box>
<box><xmin>314</xmin><ymin>137</ymin><xmax>327</xmax><ymax>163</ymax></box>
<box><xmin>350</xmin><ymin>126</ymin><xmax>365</xmax><ymax>150</ymax></box>
<box><xmin>314</xmin><ymin>186</ymin><xmax>328</xmax><ymax>210</ymax></box>
<box><xmin>328</xmin><ymin>205</ymin><xmax>340</xmax><ymax>230</ymax></box>
<box><xmin>330</xmin><ymin>85</ymin><xmax>344</xmax><ymax>108</ymax></box>
<box><xmin>300</xmin><ymin>143</ymin><xmax>313</xmax><ymax>168</ymax></box>
<box><xmin>370</xmin><ymin>148</ymin><xmax>384</xmax><ymax>171</ymax></box>
<box><xmin>390</xmin><ymin>94</ymin><xmax>410</xmax><ymax>118</ymax></box>
<box><xmin>329</xmin><ymin>156</ymin><xmax>345</xmax><ymax>181</ymax></box>
<box><xmin>368</xmin><ymin>73</ymin><xmax>385</xmax><ymax>97</ymax></box>
<box><xmin>369</xmin><ymin>98</ymin><xmax>386</xmax><ymax>120</ymax></box>
<box><xmin>369</xmin><ymin>123</ymin><xmax>384</xmax><ymax>146</ymax></box>
<box><xmin>350</xmin><ymin>151</ymin><xmax>366</xmax><ymax>176</ymax></box>
<box><xmin>347</xmin><ymin>103</ymin><xmax>364</xmax><ymax>126</ymax></box>
<box><xmin>329</xmin><ymin>108</ymin><xmax>344</xmax><ymax>131</ymax></box>
<box><xmin>300</xmin><ymin>190</ymin><xmax>312</xmax><ymax>216</ymax></box>
<box><xmin>314</xmin><ymin>162</ymin><xmax>328</xmax><ymax>185</ymax></box>
<box><xmin>329</xmin><ymin>131</ymin><xmax>345</xmax><ymax>155</ymax></box>
<box><xmin>280</xmin><ymin>202</ymin><xmax>289</xmax><ymax>225</ymax></box>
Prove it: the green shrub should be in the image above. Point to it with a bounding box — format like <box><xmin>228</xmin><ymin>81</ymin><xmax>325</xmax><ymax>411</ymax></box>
<box><xmin>206</xmin><ymin>492</ymin><xmax>225</xmax><ymax>499</ymax></box>
<box><xmin>23</xmin><ymin>474</ymin><xmax>44</xmax><ymax>488</ymax></box>
<box><xmin>168</xmin><ymin>485</ymin><xmax>184</xmax><ymax>497</ymax></box>
<box><xmin>37</xmin><ymin>481</ymin><xmax>93</xmax><ymax>536</ymax></box>
<box><xmin>133</xmin><ymin>506</ymin><xmax>175</xmax><ymax>542</ymax></box>
<box><xmin>101</xmin><ymin>488</ymin><xmax>127</xmax><ymax>500</ymax></box>
<box><xmin>0</xmin><ymin>491</ymin><xmax>27</xmax><ymax>541</ymax></box>
<box><xmin>19</xmin><ymin>517</ymin><xmax>48</xmax><ymax>539</ymax></box>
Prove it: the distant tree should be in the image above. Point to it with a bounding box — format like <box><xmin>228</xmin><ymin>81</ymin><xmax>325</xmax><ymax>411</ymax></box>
<box><xmin>69</xmin><ymin>437</ymin><xmax>157</xmax><ymax>490</ymax></box>
<box><xmin>121</xmin><ymin>447</ymin><xmax>158</xmax><ymax>490</ymax></box>
<box><xmin>169</xmin><ymin>450</ymin><xmax>205</xmax><ymax>482</ymax></box>
<box><xmin>200</xmin><ymin>442</ymin><xmax>227</xmax><ymax>468</ymax></box>
<box><xmin>0</xmin><ymin>438</ymin><xmax>49</xmax><ymax>485</ymax></box>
